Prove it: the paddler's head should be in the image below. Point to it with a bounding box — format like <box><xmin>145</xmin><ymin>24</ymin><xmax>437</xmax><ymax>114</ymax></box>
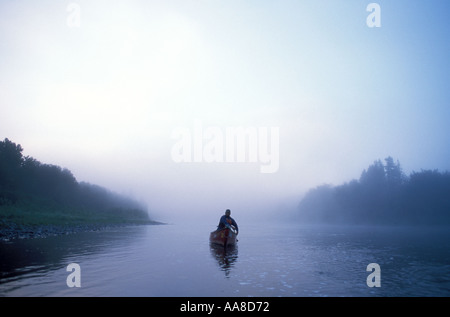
<box><xmin>225</xmin><ymin>209</ymin><xmax>231</xmax><ymax>216</ymax></box>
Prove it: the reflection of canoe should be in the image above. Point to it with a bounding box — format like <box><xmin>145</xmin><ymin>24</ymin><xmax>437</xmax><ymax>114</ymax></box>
<box><xmin>210</xmin><ymin>243</ymin><xmax>238</xmax><ymax>277</ymax></box>
<box><xmin>209</xmin><ymin>228</ymin><xmax>237</xmax><ymax>247</ymax></box>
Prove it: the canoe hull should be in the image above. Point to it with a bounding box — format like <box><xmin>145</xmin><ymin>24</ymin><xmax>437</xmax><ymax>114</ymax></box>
<box><xmin>209</xmin><ymin>228</ymin><xmax>237</xmax><ymax>247</ymax></box>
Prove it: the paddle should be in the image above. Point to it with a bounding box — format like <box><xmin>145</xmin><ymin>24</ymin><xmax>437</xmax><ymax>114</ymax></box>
<box><xmin>226</xmin><ymin>224</ymin><xmax>237</xmax><ymax>235</ymax></box>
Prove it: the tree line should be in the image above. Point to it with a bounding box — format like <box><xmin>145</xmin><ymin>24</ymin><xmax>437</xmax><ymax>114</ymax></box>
<box><xmin>297</xmin><ymin>157</ymin><xmax>450</xmax><ymax>225</ymax></box>
<box><xmin>0</xmin><ymin>138</ymin><xmax>150</xmax><ymax>224</ymax></box>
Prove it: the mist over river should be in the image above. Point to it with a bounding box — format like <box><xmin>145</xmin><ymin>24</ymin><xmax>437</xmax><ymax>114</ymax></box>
<box><xmin>1</xmin><ymin>222</ymin><xmax>449</xmax><ymax>297</ymax></box>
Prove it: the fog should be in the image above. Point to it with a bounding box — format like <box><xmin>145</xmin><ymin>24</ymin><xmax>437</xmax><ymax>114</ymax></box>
<box><xmin>1</xmin><ymin>1</ymin><xmax>449</xmax><ymax>225</ymax></box>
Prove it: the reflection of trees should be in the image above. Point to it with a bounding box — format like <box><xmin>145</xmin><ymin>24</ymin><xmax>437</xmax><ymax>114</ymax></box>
<box><xmin>298</xmin><ymin>156</ymin><xmax>450</xmax><ymax>225</ymax></box>
<box><xmin>209</xmin><ymin>244</ymin><xmax>238</xmax><ymax>278</ymax></box>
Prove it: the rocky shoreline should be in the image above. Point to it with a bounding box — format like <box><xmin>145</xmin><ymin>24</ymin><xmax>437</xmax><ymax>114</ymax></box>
<box><xmin>0</xmin><ymin>220</ymin><xmax>164</xmax><ymax>242</ymax></box>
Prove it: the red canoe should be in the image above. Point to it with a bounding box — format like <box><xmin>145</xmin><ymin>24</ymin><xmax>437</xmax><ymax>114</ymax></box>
<box><xmin>209</xmin><ymin>228</ymin><xmax>237</xmax><ymax>247</ymax></box>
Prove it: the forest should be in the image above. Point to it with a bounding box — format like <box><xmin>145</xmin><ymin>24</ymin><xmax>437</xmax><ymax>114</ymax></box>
<box><xmin>297</xmin><ymin>157</ymin><xmax>450</xmax><ymax>225</ymax></box>
<box><xmin>0</xmin><ymin>138</ymin><xmax>152</xmax><ymax>228</ymax></box>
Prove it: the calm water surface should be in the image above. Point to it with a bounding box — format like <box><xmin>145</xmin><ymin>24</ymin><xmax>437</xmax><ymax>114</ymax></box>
<box><xmin>1</xmin><ymin>222</ymin><xmax>449</xmax><ymax>297</ymax></box>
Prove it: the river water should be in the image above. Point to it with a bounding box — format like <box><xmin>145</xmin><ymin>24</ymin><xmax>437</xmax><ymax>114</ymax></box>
<box><xmin>1</xmin><ymin>222</ymin><xmax>449</xmax><ymax>297</ymax></box>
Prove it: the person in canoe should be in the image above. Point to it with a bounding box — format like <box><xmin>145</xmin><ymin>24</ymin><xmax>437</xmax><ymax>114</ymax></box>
<box><xmin>217</xmin><ymin>209</ymin><xmax>239</xmax><ymax>235</ymax></box>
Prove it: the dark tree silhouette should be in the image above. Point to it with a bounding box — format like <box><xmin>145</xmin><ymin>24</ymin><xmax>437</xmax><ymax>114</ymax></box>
<box><xmin>0</xmin><ymin>138</ymin><xmax>149</xmax><ymax>224</ymax></box>
<box><xmin>0</xmin><ymin>138</ymin><xmax>24</xmax><ymax>193</ymax></box>
<box><xmin>298</xmin><ymin>157</ymin><xmax>450</xmax><ymax>225</ymax></box>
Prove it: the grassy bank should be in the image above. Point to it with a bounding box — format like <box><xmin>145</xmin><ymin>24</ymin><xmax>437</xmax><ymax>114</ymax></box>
<box><xmin>0</xmin><ymin>197</ymin><xmax>162</xmax><ymax>241</ymax></box>
<box><xmin>0</xmin><ymin>138</ymin><xmax>163</xmax><ymax>241</ymax></box>
<box><xmin>0</xmin><ymin>201</ymin><xmax>153</xmax><ymax>227</ymax></box>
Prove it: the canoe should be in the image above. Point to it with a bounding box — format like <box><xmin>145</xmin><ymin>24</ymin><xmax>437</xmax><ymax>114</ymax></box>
<box><xmin>209</xmin><ymin>228</ymin><xmax>237</xmax><ymax>247</ymax></box>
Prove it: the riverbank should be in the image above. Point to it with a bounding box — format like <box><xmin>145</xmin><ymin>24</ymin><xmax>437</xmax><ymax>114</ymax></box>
<box><xmin>0</xmin><ymin>219</ymin><xmax>165</xmax><ymax>242</ymax></box>
<box><xmin>0</xmin><ymin>200</ymin><xmax>164</xmax><ymax>241</ymax></box>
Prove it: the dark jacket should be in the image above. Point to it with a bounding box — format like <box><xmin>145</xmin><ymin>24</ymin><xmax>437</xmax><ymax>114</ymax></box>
<box><xmin>217</xmin><ymin>215</ymin><xmax>238</xmax><ymax>232</ymax></box>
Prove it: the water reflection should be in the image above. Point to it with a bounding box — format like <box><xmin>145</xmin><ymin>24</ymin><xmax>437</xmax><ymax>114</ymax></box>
<box><xmin>0</xmin><ymin>226</ymin><xmax>147</xmax><ymax>284</ymax></box>
<box><xmin>209</xmin><ymin>243</ymin><xmax>238</xmax><ymax>278</ymax></box>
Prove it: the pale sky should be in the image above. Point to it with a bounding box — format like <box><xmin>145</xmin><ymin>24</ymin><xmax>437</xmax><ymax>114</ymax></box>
<box><xmin>1</xmin><ymin>1</ymin><xmax>449</xmax><ymax>223</ymax></box>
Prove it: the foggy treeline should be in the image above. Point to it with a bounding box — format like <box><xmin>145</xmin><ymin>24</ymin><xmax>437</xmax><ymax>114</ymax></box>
<box><xmin>297</xmin><ymin>157</ymin><xmax>450</xmax><ymax>225</ymax></box>
<box><xmin>0</xmin><ymin>138</ymin><xmax>149</xmax><ymax>223</ymax></box>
